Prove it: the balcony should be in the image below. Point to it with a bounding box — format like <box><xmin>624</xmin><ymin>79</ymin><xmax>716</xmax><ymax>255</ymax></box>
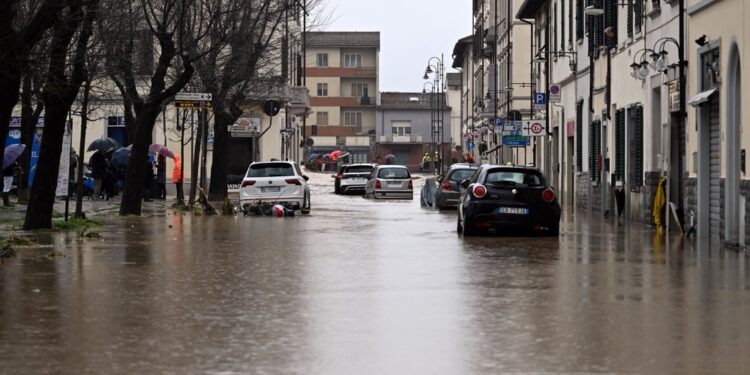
<box><xmin>356</xmin><ymin>96</ymin><xmax>374</xmax><ymax>106</ymax></box>
<box><xmin>378</xmin><ymin>134</ymin><xmax>424</xmax><ymax>144</ymax></box>
<box><xmin>306</xmin><ymin>67</ymin><xmax>377</xmax><ymax>79</ymax></box>
<box><xmin>287</xmin><ymin>86</ymin><xmax>310</xmax><ymax>111</ymax></box>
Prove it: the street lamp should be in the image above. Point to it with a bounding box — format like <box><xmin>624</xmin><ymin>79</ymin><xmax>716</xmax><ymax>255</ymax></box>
<box><xmin>423</xmin><ymin>55</ymin><xmax>445</xmax><ymax>175</ymax></box>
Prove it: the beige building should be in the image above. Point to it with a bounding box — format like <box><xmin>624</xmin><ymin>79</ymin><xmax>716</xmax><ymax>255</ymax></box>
<box><xmin>304</xmin><ymin>32</ymin><xmax>380</xmax><ymax>163</ymax></box>
<box><xmin>686</xmin><ymin>0</ymin><xmax>749</xmax><ymax>244</ymax></box>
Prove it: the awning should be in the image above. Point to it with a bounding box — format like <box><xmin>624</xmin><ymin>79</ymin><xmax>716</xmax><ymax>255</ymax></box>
<box><xmin>688</xmin><ymin>89</ymin><xmax>717</xmax><ymax>107</ymax></box>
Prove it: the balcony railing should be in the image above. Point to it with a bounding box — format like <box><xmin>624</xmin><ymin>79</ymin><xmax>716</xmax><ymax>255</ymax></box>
<box><xmin>356</xmin><ymin>96</ymin><xmax>373</xmax><ymax>106</ymax></box>
<box><xmin>378</xmin><ymin>134</ymin><xmax>424</xmax><ymax>144</ymax></box>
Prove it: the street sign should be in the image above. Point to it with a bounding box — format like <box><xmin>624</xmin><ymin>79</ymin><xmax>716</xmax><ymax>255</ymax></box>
<box><xmin>525</xmin><ymin>120</ymin><xmax>546</xmax><ymax>136</ymax></box>
<box><xmin>175</xmin><ymin>100</ymin><xmax>212</xmax><ymax>108</ymax></box>
<box><xmin>495</xmin><ymin>117</ymin><xmax>504</xmax><ymax>127</ymax></box>
<box><xmin>549</xmin><ymin>84</ymin><xmax>561</xmax><ymax>103</ymax></box>
<box><xmin>176</xmin><ymin>92</ymin><xmax>212</xmax><ymax>101</ymax></box>
<box><xmin>533</xmin><ymin>92</ymin><xmax>547</xmax><ymax>106</ymax></box>
<box><xmin>263</xmin><ymin>100</ymin><xmax>281</xmax><ymax>116</ymax></box>
<box><xmin>502</xmin><ymin>135</ymin><xmax>530</xmax><ymax>147</ymax></box>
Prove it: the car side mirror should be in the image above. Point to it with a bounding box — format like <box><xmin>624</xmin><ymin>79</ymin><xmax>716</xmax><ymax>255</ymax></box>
<box><xmin>460</xmin><ymin>180</ymin><xmax>470</xmax><ymax>189</ymax></box>
<box><xmin>303</xmin><ymin>175</ymin><xmax>310</xmax><ymax>181</ymax></box>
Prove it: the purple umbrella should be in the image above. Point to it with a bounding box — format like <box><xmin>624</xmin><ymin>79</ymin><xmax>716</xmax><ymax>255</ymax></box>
<box><xmin>3</xmin><ymin>144</ymin><xmax>26</xmax><ymax>169</ymax></box>
<box><xmin>149</xmin><ymin>144</ymin><xmax>175</xmax><ymax>159</ymax></box>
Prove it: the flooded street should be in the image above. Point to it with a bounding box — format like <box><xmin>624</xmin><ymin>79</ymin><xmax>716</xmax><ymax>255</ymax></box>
<box><xmin>2</xmin><ymin>172</ymin><xmax>750</xmax><ymax>374</ymax></box>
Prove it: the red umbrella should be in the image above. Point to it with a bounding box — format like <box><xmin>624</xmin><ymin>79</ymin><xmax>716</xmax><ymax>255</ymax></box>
<box><xmin>329</xmin><ymin>150</ymin><xmax>342</xmax><ymax>160</ymax></box>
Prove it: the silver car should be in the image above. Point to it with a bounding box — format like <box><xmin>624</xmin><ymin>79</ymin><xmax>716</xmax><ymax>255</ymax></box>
<box><xmin>334</xmin><ymin>164</ymin><xmax>375</xmax><ymax>195</ymax></box>
<box><xmin>435</xmin><ymin>164</ymin><xmax>478</xmax><ymax>209</ymax></box>
<box><xmin>364</xmin><ymin>165</ymin><xmax>413</xmax><ymax>199</ymax></box>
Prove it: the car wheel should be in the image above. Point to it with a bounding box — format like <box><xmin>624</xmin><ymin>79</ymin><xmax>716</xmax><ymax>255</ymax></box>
<box><xmin>461</xmin><ymin>218</ymin><xmax>477</xmax><ymax>236</ymax></box>
<box><xmin>301</xmin><ymin>190</ymin><xmax>311</xmax><ymax>214</ymax></box>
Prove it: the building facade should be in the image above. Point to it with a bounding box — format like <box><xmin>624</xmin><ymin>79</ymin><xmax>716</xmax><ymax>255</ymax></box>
<box><xmin>304</xmin><ymin>32</ymin><xmax>380</xmax><ymax>164</ymax></box>
<box><xmin>375</xmin><ymin>92</ymin><xmax>452</xmax><ymax>172</ymax></box>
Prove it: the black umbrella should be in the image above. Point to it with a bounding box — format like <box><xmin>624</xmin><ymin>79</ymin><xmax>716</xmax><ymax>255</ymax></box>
<box><xmin>111</xmin><ymin>146</ymin><xmax>131</xmax><ymax>170</ymax></box>
<box><xmin>384</xmin><ymin>154</ymin><xmax>395</xmax><ymax>165</ymax></box>
<box><xmin>87</xmin><ymin>137</ymin><xmax>120</xmax><ymax>154</ymax></box>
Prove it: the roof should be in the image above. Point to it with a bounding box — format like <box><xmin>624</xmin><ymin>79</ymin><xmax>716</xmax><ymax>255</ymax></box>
<box><xmin>379</xmin><ymin>92</ymin><xmax>449</xmax><ymax>110</ymax></box>
<box><xmin>305</xmin><ymin>32</ymin><xmax>380</xmax><ymax>48</ymax></box>
<box><xmin>451</xmin><ymin>35</ymin><xmax>473</xmax><ymax>68</ymax></box>
<box><xmin>516</xmin><ymin>0</ymin><xmax>547</xmax><ymax>19</ymax></box>
<box><xmin>446</xmin><ymin>73</ymin><xmax>461</xmax><ymax>87</ymax></box>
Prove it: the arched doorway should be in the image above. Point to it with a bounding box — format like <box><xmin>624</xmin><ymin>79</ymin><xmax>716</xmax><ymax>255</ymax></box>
<box><xmin>726</xmin><ymin>43</ymin><xmax>742</xmax><ymax>244</ymax></box>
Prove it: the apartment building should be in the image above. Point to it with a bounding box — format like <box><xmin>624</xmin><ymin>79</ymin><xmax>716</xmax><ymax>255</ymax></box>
<box><xmin>304</xmin><ymin>32</ymin><xmax>380</xmax><ymax>164</ymax></box>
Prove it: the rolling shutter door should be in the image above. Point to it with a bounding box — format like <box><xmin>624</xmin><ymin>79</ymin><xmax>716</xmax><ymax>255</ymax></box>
<box><xmin>709</xmin><ymin>95</ymin><xmax>721</xmax><ymax>239</ymax></box>
<box><xmin>615</xmin><ymin>109</ymin><xmax>626</xmax><ymax>182</ymax></box>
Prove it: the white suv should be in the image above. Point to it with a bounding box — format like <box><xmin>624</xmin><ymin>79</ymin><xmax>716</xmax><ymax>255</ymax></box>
<box><xmin>240</xmin><ymin>161</ymin><xmax>311</xmax><ymax>213</ymax></box>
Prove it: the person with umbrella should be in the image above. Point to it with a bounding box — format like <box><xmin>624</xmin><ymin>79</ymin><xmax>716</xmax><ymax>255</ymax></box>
<box><xmin>3</xmin><ymin>161</ymin><xmax>21</xmax><ymax>206</ymax></box>
<box><xmin>156</xmin><ymin>154</ymin><xmax>167</xmax><ymax>200</ymax></box>
<box><xmin>172</xmin><ymin>154</ymin><xmax>184</xmax><ymax>202</ymax></box>
<box><xmin>89</xmin><ymin>151</ymin><xmax>107</xmax><ymax>199</ymax></box>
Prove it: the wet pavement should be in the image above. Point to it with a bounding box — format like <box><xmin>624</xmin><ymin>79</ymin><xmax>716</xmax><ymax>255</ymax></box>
<box><xmin>2</xmin><ymin>172</ymin><xmax>750</xmax><ymax>374</ymax></box>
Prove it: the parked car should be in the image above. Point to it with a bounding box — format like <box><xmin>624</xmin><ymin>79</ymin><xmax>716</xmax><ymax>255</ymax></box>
<box><xmin>364</xmin><ymin>165</ymin><xmax>414</xmax><ymax>199</ymax></box>
<box><xmin>434</xmin><ymin>163</ymin><xmax>478</xmax><ymax>209</ymax></box>
<box><xmin>457</xmin><ymin>164</ymin><xmax>561</xmax><ymax>236</ymax></box>
<box><xmin>333</xmin><ymin>163</ymin><xmax>375</xmax><ymax>195</ymax></box>
<box><xmin>240</xmin><ymin>161</ymin><xmax>311</xmax><ymax>214</ymax></box>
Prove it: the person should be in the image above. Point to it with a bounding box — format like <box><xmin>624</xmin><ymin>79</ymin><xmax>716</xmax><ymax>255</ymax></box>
<box><xmin>89</xmin><ymin>151</ymin><xmax>106</xmax><ymax>199</ymax></box>
<box><xmin>451</xmin><ymin>145</ymin><xmax>462</xmax><ymax>164</ymax></box>
<box><xmin>422</xmin><ymin>153</ymin><xmax>431</xmax><ymax>172</ymax></box>
<box><xmin>156</xmin><ymin>154</ymin><xmax>167</xmax><ymax>200</ymax></box>
<box><xmin>172</xmin><ymin>154</ymin><xmax>184</xmax><ymax>202</ymax></box>
<box><xmin>2</xmin><ymin>161</ymin><xmax>19</xmax><ymax>206</ymax></box>
<box><xmin>143</xmin><ymin>157</ymin><xmax>154</xmax><ymax>202</ymax></box>
<box><xmin>465</xmin><ymin>153</ymin><xmax>475</xmax><ymax>164</ymax></box>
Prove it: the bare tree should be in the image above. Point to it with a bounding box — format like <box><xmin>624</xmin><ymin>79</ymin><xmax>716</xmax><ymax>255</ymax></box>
<box><xmin>0</xmin><ymin>0</ymin><xmax>66</xmax><ymax>195</ymax></box>
<box><xmin>102</xmin><ymin>0</ymin><xmax>218</xmax><ymax>216</ymax></box>
<box><xmin>24</xmin><ymin>0</ymin><xmax>99</xmax><ymax>230</ymax></box>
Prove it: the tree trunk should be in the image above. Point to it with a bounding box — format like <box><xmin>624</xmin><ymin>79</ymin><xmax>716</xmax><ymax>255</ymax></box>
<box><xmin>75</xmin><ymin>80</ymin><xmax>91</xmax><ymax>218</ymax></box>
<box><xmin>207</xmin><ymin>107</ymin><xmax>234</xmax><ymax>201</ymax></box>
<box><xmin>188</xmin><ymin>113</ymin><xmax>203</xmax><ymax>207</ymax></box>
<box><xmin>119</xmin><ymin>109</ymin><xmax>159</xmax><ymax>215</ymax></box>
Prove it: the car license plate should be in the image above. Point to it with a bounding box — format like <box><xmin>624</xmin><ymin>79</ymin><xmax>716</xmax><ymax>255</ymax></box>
<box><xmin>498</xmin><ymin>207</ymin><xmax>529</xmax><ymax>215</ymax></box>
<box><xmin>263</xmin><ymin>186</ymin><xmax>281</xmax><ymax>193</ymax></box>
<box><xmin>388</xmin><ymin>182</ymin><xmax>401</xmax><ymax>186</ymax></box>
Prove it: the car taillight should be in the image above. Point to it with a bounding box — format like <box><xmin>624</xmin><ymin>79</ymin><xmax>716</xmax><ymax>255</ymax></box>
<box><xmin>442</xmin><ymin>179</ymin><xmax>451</xmax><ymax>191</ymax></box>
<box><xmin>241</xmin><ymin>180</ymin><xmax>256</xmax><ymax>188</ymax></box>
<box><xmin>375</xmin><ymin>179</ymin><xmax>382</xmax><ymax>189</ymax></box>
<box><xmin>285</xmin><ymin>178</ymin><xmax>302</xmax><ymax>185</ymax></box>
<box><xmin>542</xmin><ymin>188</ymin><xmax>556</xmax><ymax>203</ymax></box>
<box><xmin>336</xmin><ymin>173</ymin><xmax>343</xmax><ymax>180</ymax></box>
<box><xmin>408</xmin><ymin>179</ymin><xmax>413</xmax><ymax>189</ymax></box>
<box><xmin>472</xmin><ymin>184</ymin><xmax>487</xmax><ymax>198</ymax></box>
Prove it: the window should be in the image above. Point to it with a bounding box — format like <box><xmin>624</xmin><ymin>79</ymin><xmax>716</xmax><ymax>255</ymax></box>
<box><xmin>634</xmin><ymin>0</ymin><xmax>643</xmax><ymax>33</ymax></box>
<box><xmin>317</xmin><ymin>83</ymin><xmax>328</xmax><ymax>97</ymax></box>
<box><xmin>603</xmin><ymin>0</ymin><xmax>618</xmax><ymax>48</ymax></box>
<box><xmin>378</xmin><ymin>168</ymin><xmax>410</xmax><ymax>179</ymax></box>
<box><xmin>391</xmin><ymin>121</ymin><xmax>411</xmax><ymax>136</ymax></box>
<box><xmin>351</xmin><ymin>83</ymin><xmax>369</xmax><ymax>97</ymax></box>
<box><xmin>448</xmin><ymin>169</ymin><xmax>478</xmax><ymax>183</ymax></box>
<box><xmin>485</xmin><ymin>169</ymin><xmax>545</xmax><ymax>187</ymax></box>
<box><xmin>316</xmin><ymin>53</ymin><xmax>328</xmax><ymax>67</ymax></box>
<box><xmin>246</xmin><ymin>163</ymin><xmax>294</xmax><ymax>177</ymax></box>
<box><xmin>316</xmin><ymin>112</ymin><xmax>328</xmax><ymax>126</ymax></box>
<box><xmin>576</xmin><ymin>0</ymin><xmax>584</xmax><ymax>40</ymax></box>
<box><xmin>343</xmin><ymin>53</ymin><xmax>362</xmax><ymax>68</ymax></box>
<box><xmin>343</xmin><ymin>111</ymin><xmax>362</xmax><ymax>127</ymax></box>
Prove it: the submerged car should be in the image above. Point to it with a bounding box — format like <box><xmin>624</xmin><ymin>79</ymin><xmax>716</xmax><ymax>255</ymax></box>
<box><xmin>364</xmin><ymin>165</ymin><xmax>413</xmax><ymax>199</ymax></box>
<box><xmin>334</xmin><ymin>164</ymin><xmax>375</xmax><ymax>195</ymax></box>
<box><xmin>457</xmin><ymin>165</ymin><xmax>561</xmax><ymax>236</ymax></box>
<box><xmin>434</xmin><ymin>163</ymin><xmax>478</xmax><ymax>209</ymax></box>
<box><xmin>239</xmin><ymin>161</ymin><xmax>311</xmax><ymax>214</ymax></box>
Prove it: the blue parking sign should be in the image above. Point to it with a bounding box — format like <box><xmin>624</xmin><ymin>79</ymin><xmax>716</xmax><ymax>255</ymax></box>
<box><xmin>533</xmin><ymin>92</ymin><xmax>547</xmax><ymax>105</ymax></box>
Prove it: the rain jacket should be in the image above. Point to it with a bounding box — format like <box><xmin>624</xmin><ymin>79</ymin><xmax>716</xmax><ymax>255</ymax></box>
<box><xmin>653</xmin><ymin>177</ymin><xmax>667</xmax><ymax>231</ymax></box>
<box><xmin>172</xmin><ymin>155</ymin><xmax>183</xmax><ymax>184</ymax></box>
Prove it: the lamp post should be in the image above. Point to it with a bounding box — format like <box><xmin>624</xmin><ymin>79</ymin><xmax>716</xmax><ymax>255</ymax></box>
<box><xmin>424</xmin><ymin>55</ymin><xmax>445</xmax><ymax>175</ymax></box>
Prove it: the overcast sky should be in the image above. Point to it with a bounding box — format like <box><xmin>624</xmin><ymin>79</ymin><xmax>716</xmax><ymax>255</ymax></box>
<box><xmin>319</xmin><ymin>0</ymin><xmax>472</xmax><ymax>93</ymax></box>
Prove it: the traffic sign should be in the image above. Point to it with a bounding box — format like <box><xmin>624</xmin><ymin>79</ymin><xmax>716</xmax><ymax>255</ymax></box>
<box><xmin>502</xmin><ymin>135</ymin><xmax>530</xmax><ymax>147</ymax></box>
<box><xmin>526</xmin><ymin>120</ymin><xmax>546</xmax><ymax>136</ymax></box>
<box><xmin>495</xmin><ymin>117</ymin><xmax>504</xmax><ymax>127</ymax></box>
<box><xmin>549</xmin><ymin>84</ymin><xmax>561</xmax><ymax>103</ymax></box>
<box><xmin>533</xmin><ymin>92</ymin><xmax>547</xmax><ymax>106</ymax></box>
<box><xmin>176</xmin><ymin>92</ymin><xmax>212</xmax><ymax>101</ymax></box>
<box><xmin>175</xmin><ymin>100</ymin><xmax>212</xmax><ymax>108</ymax></box>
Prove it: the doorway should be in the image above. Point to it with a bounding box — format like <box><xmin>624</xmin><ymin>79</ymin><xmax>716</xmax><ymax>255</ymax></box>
<box><xmin>726</xmin><ymin>44</ymin><xmax>742</xmax><ymax>244</ymax></box>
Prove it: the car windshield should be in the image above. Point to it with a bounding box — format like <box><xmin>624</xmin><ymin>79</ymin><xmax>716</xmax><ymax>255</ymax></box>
<box><xmin>246</xmin><ymin>163</ymin><xmax>295</xmax><ymax>178</ymax></box>
<box><xmin>346</xmin><ymin>166</ymin><xmax>373</xmax><ymax>174</ymax></box>
<box><xmin>449</xmin><ymin>169</ymin><xmax>477</xmax><ymax>182</ymax></box>
<box><xmin>378</xmin><ymin>168</ymin><xmax>410</xmax><ymax>179</ymax></box>
<box><xmin>485</xmin><ymin>169</ymin><xmax>544</xmax><ymax>187</ymax></box>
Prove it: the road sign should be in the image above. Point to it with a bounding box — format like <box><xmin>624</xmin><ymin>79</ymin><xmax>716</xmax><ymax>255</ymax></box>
<box><xmin>176</xmin><ymin>92</ymin><xmax>212</xmax><ymax>101</ymax></box>
<box><xmin>549</xmin><ymin>84</ymin><xmax>561</xmax><ymax>103</ymax></box>
<box><xmin>175</xmin><ymin>100</ymin><xmax>212</xmax><ymax>108</ymax></box>
<box><xmin>495</xmin><ymin>117</ymin><xmax>504</xmax><ymax>127</ymax></box>
<box><xmin>502</xmin><ymin>135</ymin><xmax>530</xmax><ymax>147</ymax></box>
<box><xmin>525</xmin><ymin>120</ymin><xmax>546</xmax><ymax>136</ymax></box>
<box><xmin>533</xmin><ymin>92</ymin><xmax>547</xmax><ymax>106</ymax></box>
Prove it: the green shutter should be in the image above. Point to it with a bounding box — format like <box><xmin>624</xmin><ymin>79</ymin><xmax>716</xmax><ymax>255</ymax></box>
<box><xmin>615</xmin><ymin>109</ymin><xmax>625</xmax><ymax>182</ymax></box>
<box><xmin>590</xmin><ymin>120</ymin><xmax>601</xmax><ymax>182</ymax></box>
<box><xmin>634</xmin><ymin>0</ymin><xmax>643</xmax><ymax>33</ymax></box>
<box><xmin>628</xmin><ymin>105</ymin><xmax>644</xmax><ymax>189</ymax></box>
<box><xmin>576</xmin><ymin>100</ymin><xmax>583</xmax><ymax>172</ymax></box>
<box><xmin>576</xmin><ymin>0</ymin><xmax>584</xmax><ymax>40</ymax></box>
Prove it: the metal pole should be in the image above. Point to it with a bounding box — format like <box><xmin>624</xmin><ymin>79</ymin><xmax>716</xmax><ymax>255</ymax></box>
<box><xmin>200</xmin><ymin>105</ymin><xmax>208</xmax><ymax>190</ymax></box>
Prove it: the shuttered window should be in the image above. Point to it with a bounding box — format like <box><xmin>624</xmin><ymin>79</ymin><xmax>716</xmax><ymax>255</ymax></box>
<box><xmin>568</xmin><ymin>0</ymin><xmax>574</xmax><ymax>45</ymax></box>
<box><xmin>576</xmin><ymin>100</ymin><xmax>584</xmax><ymax>172</ymax></box>
<box><xmin>590</xmin><ymin>120</ymin><xmax>601</xmax><ymax>182</ymax></box>
<box><xmin>627</xmin><ymin>0</ymin><xmax>634</xmax><ymax>39</ymax></box>
<box><xmin>576</xmin><ymin>0</ymin><xmax>584</xmax><ymax>41</ymax></box>
<box><xmin>629</xmin><ymin>105</ymin><xmax>644</xmax><ymax>189</ymax></box>
<box><xmin>587</xmin><ymin>0</ymin><xmax>604</xmax><ymax>57</ymax></box>
<box><xmin>615</xmin><ymin>108</ymin><xmax>626</xmax><ymax>182</ymax></box>
<box><xmin>634</xmin><ymin>0</ymin><xmax>643</xmax><ymax>34</ymax></box>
